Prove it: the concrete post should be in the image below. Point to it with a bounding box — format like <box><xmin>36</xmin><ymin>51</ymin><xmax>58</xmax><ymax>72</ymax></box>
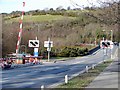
<box><xmin>92</xmin><ymin>64</ymin><xmax>95</xmax><ymax>69</ymax></box>
<box><xmin>41</xmin><ymin>85</ymin><xmax>44</xmax><ymax>90</ymax></box>
<box><xmin>86</xmin><ymin>66</ymin><xmax>89</xmax><ymax>73</ymax></box>
<box><xmin>65</xmin><ymin>75</ymin><xmax>68</xmax><ymax>84</ymax></box>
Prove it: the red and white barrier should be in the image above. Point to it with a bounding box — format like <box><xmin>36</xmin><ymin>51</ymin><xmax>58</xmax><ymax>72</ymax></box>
<box><xmin>16</xmin><ymin>2</ymin><xmax>25</xmax><ymax>54</ymax></box>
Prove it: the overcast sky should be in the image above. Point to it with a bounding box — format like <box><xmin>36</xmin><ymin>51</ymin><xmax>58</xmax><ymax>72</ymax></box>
<box><xmin>0</xmin><ymin>0</ymin><xmax>99</xmax><ymax>13</ymax></box>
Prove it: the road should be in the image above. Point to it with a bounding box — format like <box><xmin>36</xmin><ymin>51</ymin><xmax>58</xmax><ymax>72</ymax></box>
<box><xmin>1</xmin><ymin>45</ymin><xmax>118</xmax><ymax>88</ymax></box>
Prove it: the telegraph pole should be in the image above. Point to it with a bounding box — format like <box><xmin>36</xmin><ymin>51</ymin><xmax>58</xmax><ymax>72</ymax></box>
<box><xmin>111</xmin><ymin>30</ymin><xmax>113</xmax><ymax>59</ymax></box>
<box><xmin>111</xmin><ymin>30</ymin><xmax>113</xmax><ymax>41</ymax></box>
<box><xmin>48</xmin><ymin>37</ymin><xmax>51</xmax><ymax>62</ymax></box>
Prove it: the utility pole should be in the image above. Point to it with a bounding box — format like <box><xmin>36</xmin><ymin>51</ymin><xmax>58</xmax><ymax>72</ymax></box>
<box><xmin>111</xmin><ymin>30</ymin><xmax>113</xmax><ymax>41</ymax></box>
<box><xmin>48</xmin><ymin>37</ymin><xmax>50</xmax><ymax>62</ymax></box>
<box><xmin>37</xmin><ymin>24</ymin><xmax>40</xmax><ymax>40</ymax></box>
<box><xmin>111</xmin><ymin>30</ymin><xmax>113</xmax><ymax>59</ymax></box>
<box><xmin>0</xmin><ymin>14</ymin><xmax>2</xmax><ymax>58</ymax></box>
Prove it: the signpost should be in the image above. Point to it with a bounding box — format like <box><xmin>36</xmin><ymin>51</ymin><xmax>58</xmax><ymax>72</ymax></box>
<box><xmin>34</xmin><ymin>48</ymin><xmax>38</xmax><ymax>57</ymax></box>
<box><xmin>28</xmin><ymin>37</ymin><xmax>39</xmax><ymax>57</ymax></box>
<box><xmin>44</xmin><ymin>38</ymin><xmax>53</xmax><ymax>62</ymax></box>
<box><xmin>29</xmin><ymin>40</ymin><xmax>39</xmax><ymax>48</ymax></box>
<box><xmin>100</xmin><ymin>40</ymin><xmax>113</xmax><ymax>60</ymax></box>
<box><xmin>100</xmin><ymin>40</ymin><xmax>113</xmax><ymax>49</ymax></box>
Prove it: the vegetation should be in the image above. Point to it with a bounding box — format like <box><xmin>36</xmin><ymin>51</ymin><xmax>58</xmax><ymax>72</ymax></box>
<box><xmin>5</xmin><ymin>14</ymin><xmax>76</xmax><ymax>23</ymax></box>
<box><xmin>2</xmin><ymin>1</ymin><xmax>119</xmax><ymax>57</ymax></box>
<box><xmin>57</xmin><ymin>60</ymin><xmax>112</xmax><ymax>88</ymax></box>
<box><xmin>38</xmin><ymin>46</ymin><xmax>89</xmax><ymax>59</ymax></box>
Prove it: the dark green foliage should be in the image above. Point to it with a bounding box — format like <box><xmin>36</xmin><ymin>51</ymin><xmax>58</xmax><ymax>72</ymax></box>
<box><xmin>38</xmin><ymin>47</ymin><xmax>89</xmax><ymax>58</ymax></box>
<box><xmin>2</xmin><ymin>2</ymin><xmax>120</xmax><ymax>57</ymax></box>
<box><xmin>58</xmin><ymin>47</ymin><xmax>89</xmax><ymax>57</ymax></box>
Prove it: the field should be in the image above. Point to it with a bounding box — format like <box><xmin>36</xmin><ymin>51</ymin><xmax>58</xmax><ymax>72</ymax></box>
<box><xmin>5</xmin><ymin>14</ymin><xmax>76</xmax><ymax>23</ymax></box>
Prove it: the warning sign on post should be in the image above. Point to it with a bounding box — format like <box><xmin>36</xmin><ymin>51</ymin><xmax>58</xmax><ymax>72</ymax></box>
<box><xmin>29</xmin><ymin>40</ymin><xmax>39</xmax><ymax>48</ymax></box>
<box><xmin>100</xmin><ymin>40</ymin><xmax>113</xmax><ymax>49</ymax></box>
<box><xmin>44</xmin><ymin>41</ymin><xmax>53</xmax><ymax>47</ymax></box>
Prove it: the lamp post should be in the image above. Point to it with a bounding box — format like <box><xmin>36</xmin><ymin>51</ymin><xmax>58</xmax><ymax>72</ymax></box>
<box><xmin>110</xmin><ymin>30</ymin><xmax>113</xmax><ymax>59</ymax></box>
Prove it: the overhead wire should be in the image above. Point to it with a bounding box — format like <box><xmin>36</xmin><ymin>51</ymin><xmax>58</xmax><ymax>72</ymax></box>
<box><xmin>69</xmin><ymin>0</ymin><xmax>85</xmax><ymax>9</ymax></box>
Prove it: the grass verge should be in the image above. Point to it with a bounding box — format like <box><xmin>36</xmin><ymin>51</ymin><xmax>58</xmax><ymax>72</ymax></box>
<box><xmin>56</xmin><ymin>60</ymin><xmax>112</xmax><ymax>88</ymax></box>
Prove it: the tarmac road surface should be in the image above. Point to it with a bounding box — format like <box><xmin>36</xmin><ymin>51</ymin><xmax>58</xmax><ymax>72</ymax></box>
<box><xmin>1</xmin><ymin>45</ymin><xmax>117</xmax><ymax>88</ymax></box>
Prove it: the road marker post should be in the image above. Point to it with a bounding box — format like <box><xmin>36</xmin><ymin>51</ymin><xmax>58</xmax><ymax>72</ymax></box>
<box><xmin>86</xmin><ymin>66</ymin><xmax>89</xmax><ymax>73</ymax></box>
<box><xmin>65</xmin><ymin>75</ymin><xmax>68</xmax><ymax>84</ymax></box>
<box><xmin>41</xmin><ymin>85</ymin><xmax>44</xmax><ymax>90</ymax></box>
<box><xmin>92</xmin><ymin>64</ymin><xmax>95</xmax><ymax>69</ymax></box>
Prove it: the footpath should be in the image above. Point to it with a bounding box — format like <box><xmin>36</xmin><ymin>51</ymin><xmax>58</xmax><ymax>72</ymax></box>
<box><xmin>86</xmin><ymin>48</ymin><xmax>119</xmax><ymax>89</ymax></box>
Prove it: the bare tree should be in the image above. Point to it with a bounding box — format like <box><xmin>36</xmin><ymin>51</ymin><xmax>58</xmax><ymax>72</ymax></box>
<box><xmin>69</xmin><ymin>0</ymin><xmax>120</xmax><ymax>41</ymax></box>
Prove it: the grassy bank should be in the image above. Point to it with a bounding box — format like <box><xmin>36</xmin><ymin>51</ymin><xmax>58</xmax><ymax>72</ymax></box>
<box><xmin>5</xmin><ymin>14</ymin><xmax>76</xmax><ymax>23</ymax></box>
<box><xmin>56</xmin><ymin>60</ymin><xmax>112</xmax><ymax>88</ymax></box>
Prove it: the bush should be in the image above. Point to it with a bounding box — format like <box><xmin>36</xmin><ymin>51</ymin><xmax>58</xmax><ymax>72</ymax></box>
<box><xmin>69</xmin><ymin>49</ymin><xmax>77</xmax><ymax>57</ymax></box>
<box><xmin>58</xmin><ymin>47</ymin><xmax>89</xmax><ymax>57</ymax></box>
<box><xmin>58</xmin><ymin>47</ymin><xmax>70</xmax><ymax>57</ymax></box>
<box><xmin>38</xmin><ymin>47</ymin><xmax>89</xmax><ymax>58</ymax></box>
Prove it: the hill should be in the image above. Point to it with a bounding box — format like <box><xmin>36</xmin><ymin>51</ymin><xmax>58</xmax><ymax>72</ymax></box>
<box><xmin>5</xmin><ymin>14</ymin><xmax>76</xmax><ymax>23</ymax></box>
<box><xmin>2</xmin><ymin>4</ymin><xmax>119</xmax><ymax>56</ymax></box>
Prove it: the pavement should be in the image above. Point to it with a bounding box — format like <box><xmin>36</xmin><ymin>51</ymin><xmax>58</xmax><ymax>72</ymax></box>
<box><xmin>86</xmin><ymin>48</ymin><xmax>119</xmax><ymax>89</ymax></box>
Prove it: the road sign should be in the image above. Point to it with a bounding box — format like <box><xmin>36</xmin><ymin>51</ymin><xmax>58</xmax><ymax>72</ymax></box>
<box><xmin>29</xmin><ymin>40</ymin><xmax>39</xmax><ymax>47</ymax></box>
<box><xmin>44</xmin><ymin>41</ymin><xmax>53</xmax><ymax>47</ymax></box>
<box><xmin>47</xmin><ymin>47</ymin><xmax>51</xmax><ymax>51</ymax></box>
<box><xmin>44</xmin><ymin>38</ymin><xmax>53</xmax><ymax>62</ymax></box>
<box><xmin>34</xmin><ymin>48</ymin><xmax>38</xmax><ymax>57</ymax></box>
<box><xmin>100</xmin><ymin>40</ymin><xmax>113</xmax><ymax>49</ymax></box>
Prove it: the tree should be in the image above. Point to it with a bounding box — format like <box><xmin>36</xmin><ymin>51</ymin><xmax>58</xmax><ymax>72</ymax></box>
<box><xmin>49</xmin><ymin>8</ymin><xmax>54</xmax><ymax>11</ymax></box>
<box><xmin>67</xmin><ymin>6</ymin><xmax>71</xmax><ymax>10</ymax></box>
<box><xmin>56</xmin><ymin>6</ymin><xmax>64</xmax><ymax>11</ymax></box>
<box><xmin>69</xmin><ymin>0</ymin><xmax>119</xmax><ymax>41</ymax></box>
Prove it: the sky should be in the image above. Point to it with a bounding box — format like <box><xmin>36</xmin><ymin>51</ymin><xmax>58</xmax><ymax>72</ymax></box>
<box><xmin>0</xmin><ymin>0</ymin><xmax>99</xmax><ymax>13</ymax></box>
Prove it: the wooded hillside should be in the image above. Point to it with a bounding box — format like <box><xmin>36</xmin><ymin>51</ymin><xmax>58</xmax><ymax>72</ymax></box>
<box><xmin>2</xmin><ymin>1</ymin><xmax>119</xmax><ymax>57</ymax></box>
